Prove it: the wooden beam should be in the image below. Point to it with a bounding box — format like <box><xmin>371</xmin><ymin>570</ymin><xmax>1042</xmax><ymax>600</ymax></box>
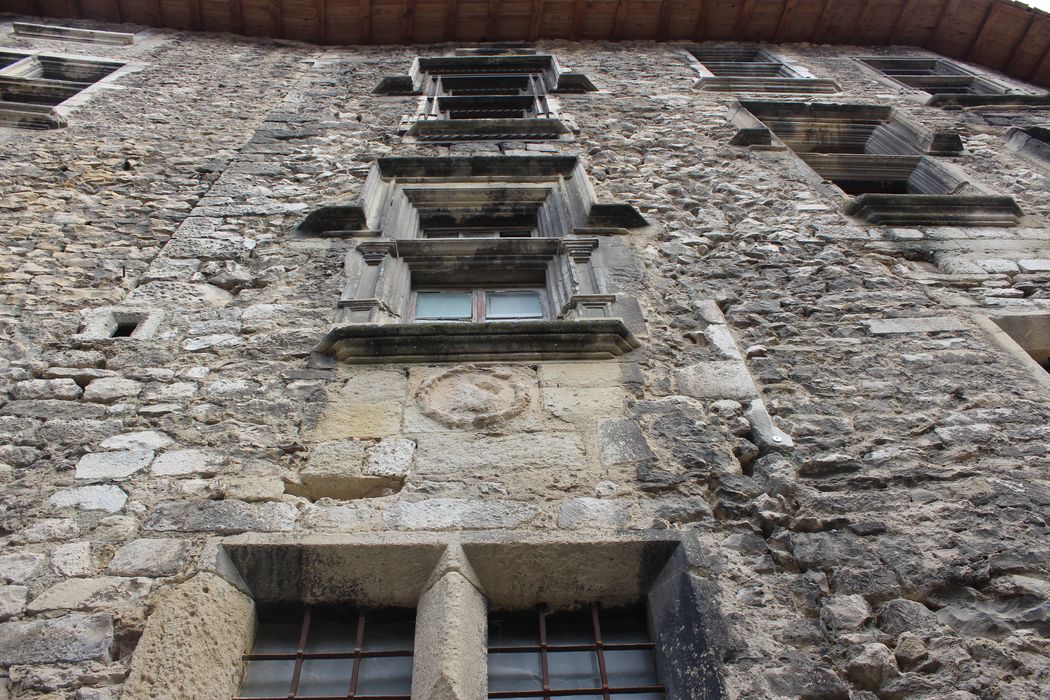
<box><xmin>487</xmin><ymin>0</ymin><xmax>501</xmax><ymax>41</ymax></box>
<box><xmin>691</xmin><ymin>0</ymin><xmax>709</xmax><ymax>41</ymax></box>
<box><xmin>810</xmin><ymin>0</ymin><xmax>835</xmax><ymax>45</ymax></box>
<box><xmin>445</xmin><ymin>0</ymin><xmax>459</xmax><ymax>41</ymax></box>
<box><xmin>404</xmin><ymin>0</ymin><xmax>416</xmax><ymax>43</ymax></box>
<box><xmin>964</xmin><ymin>2</ymin><xmax>998</xmax><ymax>61</ymax></box>
<box><xmin>362</xmin><ymin>0</ymin><xmax>372</xmax><ymax>44</ymax></box>
<box><xmin>270</xmin><ymin>0</ymin><xmax>284</xmax><ymax>39</ymax></box>
<box><xmin>229</xmin><ymin>0</ymin><xmax>244</xmax><ymax>35</ymax></box>
<box><xmin>1026</xmin><ymin>35</ymin><xmax>1050</xmax><ymax>82</ymax></box>
<box><xmin>316</xmin><ymin>0</ymin><xmax>327</xmax><ymax>43</ymax></box>
<box><xmin>611</xmin><ymin>0</ymin><xmax>630</xmax><ymax>40</ymax></box>
<box><xmin>850</xmin><ymin>0</ymin><xmax>876</xmax><ymax>45</ymax></box>
<box><xmin>189</xmin><ymin>0</ymin><xmax>203</xmax><ymax>30</ymax></box>
<box><xmin>569</xmin><ymin>0</ymin><xmax>587</xmax><ymax>41</ymax></box>
<box><xmin>30</xmin><ymin>0</ymin><xmax>43</xmax><ymax>18</ymax></box>
<box><xmin>528</xmin><ymin>0</ymin><xmax>546</xmax><ymax>42</ymax></box>
<box><xmin>113</xmin><ymin>0</ymin><xmax>123</xmax><ymax>24</ymax></box>
<box><xmin>70</xmin><ymin>0</ymin><xmax>82</xmax><ymax>19</ymax></box>
<box><xmin>773</xmin><ymin>0</ymin><xmax>798</xmax><ymax>44</ymax></box>
<box><xmin>888</xmin><ymin>0</ymin><xmax>914</xmax><ymax>45</ymax></box>
<box><xmin>656</xmin><ymin>0</ymin><xmax>674</xmax><ymax>41</ymax></box>
<box><xmin>150</xmin><ymin>0</ymin><xmax>163</xmax><ymax>26</ymax></box>
<box><xmin>1003</xmin><ymin>13</ymin><xmax>1037</xmax><ymax>74</ymax></box>
<box><xmin>926</xmin><ymin>0</ymin><xmax>961</xmax><ymax>49</ymax></box>
<box><xmin>733</xmin><ymin>0</ymin><xmax>757</xmax><ymax>42</ymax></box>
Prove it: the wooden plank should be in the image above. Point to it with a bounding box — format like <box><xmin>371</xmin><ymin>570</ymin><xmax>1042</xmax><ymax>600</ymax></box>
<box><xmin>851</xmin><ymin>0</ymin><xmax>876</xmax><ymax>44</ymax></box>
<box><xmin>569</xmin><ymin>0</ymin><xmax>587</xmax><ymax>40</ymax></box>
<box><xmin>445</xmin><ymin>0</ymin><xmax>459</xmax><ymax>41</ymax></box>
<box><xmin>488</xmin><ymin>0</ymin><xmax>501</xmax><ymax>40</ymax></box>
<box><xmin>926</xmin><ymin>0</ymin><xmax>960</xmax><ymax>49</ymax></box>
<box><xmin>316</xmin><ymin>0</ymin><xmax>326</xmax><ymax>43</ymax></box>
<box><xmin>888</xmin><ymin>0</ymin><xmax>914</xmax><ymax>45</ymax></box>
<box><xmin>1004</xmin><ymin>13</ymin><xmax>1037</xmax><ymax>74</ymax></box>
<box><xmin>1027</xmin><ymin>35</ymin><xmax>1050</xmax><ymax>82</ymax></box>
<box><xmin>189</xmin><ymin>0</ymin><xmax>203</xmax><ymax>29</ymax></box>
<box><xmin>270</xmin><ymin>0</ymin><xmax>284</xmax><ymax>38</ymax></box>
<box><xmin>70</xmin><ymin>0</ymin><xmax>81</xmax><ymax>18</ymax></box>
<box><xmin>691</xmin><ymin>0</ymin><xmax>708</xmax><ymax>40</ymax></box>
<box><xmin>113</xmin><ymin>0</ymin><xmax>123</xmax><ymax>23</ymax></box>
<box><xmin>733</xmin><ymin>0</ymin><xmax>756</xmax><ymax>41</ymax></box>
<box><xmin>810</xmin><ymin>0</ymin><xmax>834</xmax><ymax>44</ymax></box>
<box><xmin>404</xmin><ymin>0</ymin><xmax>415</xmax><ymax>42</ymax></box>
<box><xmin>656</xmin><ymin>0</ymin><xmax>673</xmax><ymax>41</ymax></box>
<box><xmin>150</xmin><ymin>0</ymin><xmax>162</xmax><ymax>25</ymax></box>
<box><xmin>964</xmin><ymin>2</ymin><xmax>999</xmax><ymax>61</ymax></box>
<box><xmin>362</xmin><ymin>0</ymin><xmax>372</xmax><ymax>44</ymax></box>
<box><xmin>773</xmin><ymin>0</ymin><xmax>798</xmax><ymax>43</ymax></box>
<box><xmin>528</xmin><ymin>0</ymin><xmax>545</xmax><ymax>41</ymax></box>
<box><xmin>229</xmin><ymin>0</ymin><xmax>244</xmax><ymax>34</ymax></box>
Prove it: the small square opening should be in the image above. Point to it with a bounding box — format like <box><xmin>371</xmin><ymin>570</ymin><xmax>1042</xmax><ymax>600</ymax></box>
<box><xmin>111</xmin><ymin>321</ymin><xmax>140</xmax><ymax>338</ymax></box>
<box><xmin>993</xmin><ymin>315</ymin><xmax>1050</xmax><ymax>373</ymax></box>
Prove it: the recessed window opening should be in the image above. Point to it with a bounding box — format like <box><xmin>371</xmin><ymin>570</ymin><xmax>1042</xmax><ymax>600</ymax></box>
<box><xmin>111</xmin><ymin>320</ymin><xmax>140</xmax><ymax>338</ymax></box>
<box><xmin>798</xmin><ymin>154</ymin><xmax>960</xmax><ymax>196</ymax></box>
<box><xmin>423</xmin><ymin>225</ymin><xmax>534</xmax><ymax>239</ymax></box>
<box><xmin>412</xmin><ymin>288</ymin><xmax>546</xmax><ymax>323</ymax></box>
<box><xmin>992</xmin><ymin>315</ymin><xmax>1050</xmax><ymax>373</ymax></box>
<box><xmin>236</xmin><ymin>605</ymin><xmax>415</xmax><ymax>700</ymax></box>
<box><xmin>858</xmin><ymin>57</ymin><xmax>1007</xmax><ymax>96</ymax></box>
<box><xmin>0</xmin><ymin>52</ymin><xmax>27</xmax><ymax>70</ymax></box>
<box><xmin>488</xmin><ymin>602</ymin><xmax>665</xmax><ymax>699</ymax></box>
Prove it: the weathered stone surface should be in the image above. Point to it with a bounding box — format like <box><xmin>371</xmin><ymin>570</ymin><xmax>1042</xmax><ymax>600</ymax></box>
<box><xmin>52</xmin><ymin>542</ymin><xmax>94</xmax><ymax>577</ymax></box>
<box><xmin>28</xmin><ymin>576</ymin><xmax>152</xmax><ymax>613</ymax></box>
<box><xmin>12</xmin><ymin>378</ymin><xmax>82</xmax><ymax>400</ymax></box>
<box><xmin>0</xmin><ymin>585</ymin><xmax>27</xmax><ymax>621</ymax></box>
<box><xmin>151</xmin><ymin>448</ymin><xmax>225</xmax><ymax>476</ymax></box>
<box><xmin>0</xmin><ymin>613</ymin><xmax>113</xmax><ymax>664</ymax></box>
<box><xmin>123</xmin><ymin>574</ymin><xmax>253</xmax><ymax>699</ymax></box>
<box><xmin>847</xmin><ymin>642</ymin><xmax>899</xmax><ymax>690</ymax></box>
<box><xmin>674</xmin><ymin>361</ymin><xmax>758</xmax><ymax>400</ymax></box>
<box><xmin>820</xmin><ymin>594</ymin><xmax>872</xmax><ymax>632</ymax></box>
<box><xmin>82</xmin><ymin>377</ymin><xmax>144</xmax><ymax>403</ymax></box>
<box><xmin>764</xmin><ymin>662</ymin><xmax>849</xmax><ymax>699</ymax></box>
<box><xmin>99</xmin><ymin>430</ymin><xmax>174</xmax><ymax>451</ymax></box>
<box><xmin>107</xmin><ymin>539</ymin><xmax>190</xmax><ymax>577</ymax></box>
<box><xmin>364</xmin><ymin>437</ymin><xmax>416</xmax><ymax>477</ymax></box>
<box><xmin>49</xmin><ymin>485</ymin><xmax>128</xmax><ymax>513</ymax></box>
<box><xmin>543</xmin><ymin>386</ymin><xmax>625</xmax><ymax>423</ymax></box>
<box><xmin>597</xmin><ymin>419</ymin><xmax>656</xmax><ymax>466</ymax></box>
<box><xmin>877</xmin><ymin>599</ymin><xmax>946</xmax><ymax>639</ymax></box>
<box><xmin>145</xmin><ymin>500</ymin><xmax>297</xmax><ymax>533</ymax></box>
<box><xmin>383</xmin><ymin>499</ymin><xmax>536</xmax><ymax>530</ymax></box>
<box><xmin>864</xmin><ymin>317</ymin><xmax>967</xmax><ymax>335</ymax></box>
<box><xmin>0</xmin><ymin>552</ymin><xmax>46</xmax><ymax>584</ymax></box>
<box><xmin>75</xmin><ymin>450</ymin><xmax>154</xmax><ymax>479</ymax></box>
<box><xmin>557</xmin><ymin>498</ymin><xmax>630</xmax><ymax>529</ymax></box>
<box><xmin>413</xmin><ymin>433</ymin><xmax>586</xmax><ymax>474</ymax></box>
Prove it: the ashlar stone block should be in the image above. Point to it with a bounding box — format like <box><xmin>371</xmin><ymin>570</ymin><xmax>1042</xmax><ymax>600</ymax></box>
<box><xmin>674</xmin><ymin>361</ymin><xmax>759</xmax><ymax>401</ymax></box>
<box><xmin>107</xmin><ymin>538</ymin><xmax>190</xmax><ymax>577</ymax></box>
<box><xmin>0</xmin><ymin>613</ymin><xmax>114</xmax><ymax>664</ymax></box>
<box><xmin>75</xmin><ymin>450</ymin><xmax>154</xmax><ymax>480</ymax></box>
<box><xmin>27</xmin><ymin>576</ymin><xmax>152</xmax><ymax>613</ymax></box>
<box><xmin>49</xmin><ymin>485</ymin><xmax>127</xmax><ymax>513</ymax></box>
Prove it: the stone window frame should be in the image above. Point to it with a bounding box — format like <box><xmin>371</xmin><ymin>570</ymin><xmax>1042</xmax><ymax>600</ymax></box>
<box><xmin>853</xmin><ymin>55</ymin><xmax>1050</xmax><ymax>108</ymax></box>
<box><xmin>124</xmin><ymin>532</ymin><xmax>729</xmax><ymax>700</ymax></box>
<box><xmin>684</xmin><ymin>44</ymin><xmax>840</xmax><ymax>94</ymax></box>
<box><xmin>0</xmin><ymin>47</ymin><xmax>128</xmax><ymax>129</ymax></box>
<box><xmin>372</xmin><ymin>51</ymin><xmax>596</xmax><ymax>144</ymax></box>
<box><xmin>1006</xmin><ymin>126</ymin><xmax>1050</xmax><ymax>170</ymax></box>
<box><xmin>974</xmin><ymin>311</ymin><xmax>1050</xmax><ymax>394</ymax></box>
<box><xmin>410</xmin><ymin>287</ymin><xmax>550</xmax><ymax>323</ymax></box>
<box><xmin>727</xmin><ymin>99</ymin><xmax>1024</xmax><ymax>227</ymax></box>
<box><xmin>73</xmin><ymin>306</ymin><xmax>164</xmax><ymax>342</ymax></box>
<box><xmin>297</xmin><ymin>156</ymin><xmax>649</xmax><ymax>365</ymax></box>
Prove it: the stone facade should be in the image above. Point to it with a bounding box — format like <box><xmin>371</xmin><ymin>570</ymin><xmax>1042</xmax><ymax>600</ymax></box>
<box><xmin>1</xmin><ymin>12</ymin><xmax>1050</xmax><ymax>700</ymax></box>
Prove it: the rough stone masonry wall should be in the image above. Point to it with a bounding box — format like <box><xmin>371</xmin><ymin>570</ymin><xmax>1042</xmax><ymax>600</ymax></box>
<box><xmin>0</xmin><ymin>14</ymin><xmax>1049</xmax><ymax>700</ymax></box>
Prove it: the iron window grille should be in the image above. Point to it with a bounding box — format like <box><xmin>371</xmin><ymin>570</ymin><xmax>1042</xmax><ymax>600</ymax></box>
<box><xmin>488</xmin><ymin>603</ymin><xmax>665</xmax><ymax>699</ymax></box>
<box><xmin>411</xmin><ymin>288</ymin><xmax>547</xmax><ymax>323</ymax></box>
<box><xmin>235</xmin><ymin>606</ymin><xmax>415</xmax><ymax>700</ymax></box>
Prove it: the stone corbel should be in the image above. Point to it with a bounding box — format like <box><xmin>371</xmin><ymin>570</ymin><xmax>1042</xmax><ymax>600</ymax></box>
<box><xmin>561</xmin><ymin>294</ymin><xmax>616</xmax><ymax>319</ymax></box>
<box><xmin>336</xmin><ymin>241</ymin><xmax>400</xmax><ymax>325</ymax></box>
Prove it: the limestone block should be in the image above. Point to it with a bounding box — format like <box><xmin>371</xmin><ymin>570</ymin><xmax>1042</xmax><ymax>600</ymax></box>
<box><xmin>0</xmin><ymin>552</ymin><xmax>46</xmax><ymax>584</ymax></box>
<box><xmin>557</xmin><ymin>498</ymin><xmax>630</xmax><ymax>529</ymax></box>
<box><xmin>39</xmin><ymin>419</ymin><xmax>123</xmax><ymax>446</ymax></box>
<box><xmin>1018</xmin><ymin>258</ymin><xmax>1050</xmax><ymax>273</ymax></box>
<box><xmin>22</xmin><ymin>518</ymin><xmax>80</xmax><ymax>542</ymax></box>
<box><xmin>107</xmin><ymin>538</ymin><xmax>190</xmax><ymax>577</ymax></box>
<box><xmin>598</xmin><ymin>419</ymin><xmax>656</xmax><ymax>467</ymax></box>
<box><xmin>365</xmin><ymin>438</ymin><xmax>416</xmax><ymax>478</ymax></box>
<box><xmin>0</xmin><ymin>613</ymin><xmax>114</xmax><ymax>664</ymax></box>
<box><xmin>151</xmin><ymin>448</ymin><xmax>225</xmax><ymax>477</ymax></box>
<box><xmin>82</xmin><ymin>377</ymin><xmax>144</xmax><ymax>403</ymax></box>
<box><xmin>12</xmin><ymin>379</ymin><xmax>82</xmax><ymax>400</ymax></box>
<box><xmin>383</xmin><ymin>499</ymin><xmax>536</xmax><ymax>530</ymax></box>
<box><xmin>75</xmin><ymin>450</ymin><xmax>154</xmax><ymax>479</ymax></box>
<box><xmin>292</xmin><ymin>439</ymin><xmax>403</xmax><ymax>500</ymax></box>
<box><xmin>764</xmin><ymin>663</ymin><xmax>849</xmax><ymax>700</ymax></box>
<box><xmin>52</xmin><ymin>542</ymin><xmax>94</xmax><ymax>577</ymax></box>
<box><xmin>221</xmin><ymin>475</ymin><xmax>286</xmax><ymax>502</ymax></box>
<box><xmin>975</xmin><ymin>258</ymin><xmax>1020</xmax><ymax>274</ymax></box>
<box><xmin>413</xmin><ymin>433</ymin><xmax>586</xmax><ymax>475</ymax></box>
<box><xmin>99</xmin><ymin>430</ymin><xmax>174</xmax><ymax>451</ymax></box>
<box><xmin>820</xmin><ymin>594</ymin><xmax>871</xmax><ymax>632</ymax></box>
<box><xmin>141</xmin><ymin>381</ymin><xmax>198</xmax><ymax>402</ymax></box>
<box><xmin>49</xmin><ymin>485</ymin><xmax>127</xmax><ymax>513</ymax></box>
<box><xmin>543</xmin><ymin>386</ymin><xmax>625</xmax><ymax>424</ymax></box>
<box><xmin>0</xmin><ymin>585</ymin><xmax>27</xmax><ymax>621</ymax></box>
<box><xmin>865</xmin><ymin>317</ymin><xmax>966</xmax><ymax>335</ymax></box>
<box><xmin>674</xmin><ymin>361</ymin><xmax>758</xmax><ymax>400</ymax></box>
<box><xmin>539</xmin><ymin>362</ymin><xmax>622</xmax><ymax>388</ymax></box>
<box><xmin>27</xmin><ymin>576</ymin><xmax>152</xmax><ymax>613</ymax></box>
<box><xmin>703</xmin><ymin>324</ymin><xmax>743</xmax><ymax>359</ymax></box>
<box><xmin>183</xmin><ymin>334</ymin><xmax>244</xmax><ymax>352</ymax></box>
<box><xmin>312</xmin><ymin>397</ymin><xmax>403</xmax><ymax>440</ymax></box>
<box><xmin>145</xmin><ymin>500</ymin><xmax>297</xmax><ymax>533</ymax></box>
<box><xmin>123</xmin><ymin>573</ymin><xmax>254</xmax><ymax>700</ymax></box>
<box><xmin>124</xmin><ymin>281</ymin><xmax>233</xmax><ymax>308</ymax></box>
<box><xmin>2</xmin><ymin>400</ymin><xmax>107</xmax><ymax>420</ymax></box>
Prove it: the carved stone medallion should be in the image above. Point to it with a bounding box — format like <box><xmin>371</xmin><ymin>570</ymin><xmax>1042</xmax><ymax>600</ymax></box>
<box><xmin>416</xmin><ymin>366</ymin><xmax>530</xmax><ymax>428</ymax></box>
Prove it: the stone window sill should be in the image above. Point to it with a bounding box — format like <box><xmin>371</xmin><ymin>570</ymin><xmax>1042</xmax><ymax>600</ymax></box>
<box><xmin>844</xmin><ymin>193</ymin><xmax>1023</xmax><ymax>226</ymax></box>
<box><xmin>402</xmin><ymin>117</ymin><xmax>573</xmax><ymax>143</ymax></box>
<box><xmin>310</xmin><ymin>318</ymin><xmax>640</xmax><ymax>366</ymax></box>
<box><xmin>698</xmin><ymin>76</ymin><xmax>840</xmax><ymax>94</ymax></box>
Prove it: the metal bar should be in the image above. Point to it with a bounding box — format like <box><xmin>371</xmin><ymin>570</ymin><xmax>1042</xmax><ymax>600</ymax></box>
<box><xmin>772</xmin><ymin>0</ymin><xmax>798</xmax><ymax>44</ymax></box>
<box><xmin>230</xmin><ymin>0</ymin><xmax>244</xmax><ymax>36</ymax></box>
<box><xmin>348</xmin><ymin>610</ymin><xmax>367</xmax><ymax>698</ymax></box>
<box><xmin>245</xmin><ymin>649</ymin><xmax>415</xmax><ymax>660</ymax></box>
<box><xmin>964</xmin><ymin>2</ymin><xmax>999</xmax><ymax>61</ymax></box>
<box><xmin>270</xmin><ymin>0</ymin><xmax>284</xmax><ymax>39</ymax></box>
<box><xmin>488</xmin><ymin>642</ymin><xmax>656</xmax><ymax>653</ymax></box>
<box><xmin>190</xmin><ymin>0</ymin><xmax>203</xmax><ymax>30</ymax></box>
<box><xmin>488</xmin><ymin>688</ymin><xmax>667</xmax><ymax>699</ymax></box>
<box><xmin>113</xmin><ymin>0</ymin><xmax>123</xmax><ymax>23</ymax></box>
<box><xmin>288</xmin><ymin>606</ymin><xmax>312</xmax><ymax>698</ymax></box>
<box><xmin>538</xmin><ymin>606</ymin><xmax>550</xmax><ymax>699</ymax></box>
<box><xmin>591</xmin><ymin>604</ymin><xmax>611</xmax><ymax>700</ymax></box>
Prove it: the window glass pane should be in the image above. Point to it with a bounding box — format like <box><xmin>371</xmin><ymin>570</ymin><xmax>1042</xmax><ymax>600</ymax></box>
<box><xmin>415</xmin><ymin>292</ymin><xmax>472</xmax><ymax>320</ymax></box>
<box><xmin>238</xmin><ymin>659</ymin><xmax>295</xmax><ymax>698</ymax></box>
<box><xmin>547</xmin><ymin>610</ymin><xmax>593</xmax><ymax>645</ymax></box>
<box><xmin>252</xmin><ymin>623</ymin><xmax>300</xmax><ymax>653</ymax></box>
<box><xmin>488</xmin><ymin>651</ymin><xmax>543</xmax><ymax>692</ymax></box>
<box><xmin>489</xmin><ymin>615</ymin><xmax>537</xmax><ymax>647</ymax></box>
<box><xmin>486</xmin><ymin>291</ymin><xmax>542</xmax><ymax>320</ymax></box>
<box><xmin>306</xmin><ymin>621</ymin><xmax>357</xmax><ymax>653</ymax></box>
<box><xmin>605</xmin><ymin>649</ymin><xmax>661</xmax><ymax>687</ymax></box>
<box><xmin>599</xmin><ymin>608</ymin><xmax>650</xmax><ymax>644</ymax></box>
<box><xmin>357</xmin><ymin>656</ymin><xmax>413</xmax><ymax>696</ymax></box>
<box><xmin>617</xmin><ymin>694</ymin><xmax>664</xmax><ymax>700</ymax></box>
<box><xmin>548</xmin><ymin>650</ymin><xmax>601</xmax><ymax>690</ymax></box>
<box><xmin>362</xmin><ymin>616</ymin><xmax>415</xmax><ymax>652</ymax></box>
<box><xmin>298</xmin><ymin>658</ymin><xmax>352</xmax><ymax>697</ymax></box>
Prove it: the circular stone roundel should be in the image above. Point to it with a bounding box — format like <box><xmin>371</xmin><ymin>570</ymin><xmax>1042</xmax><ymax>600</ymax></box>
<box><xmin>416</xmin><ymin>366</ymin><xmax>529</xmax><ymax>429</ymax></box>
